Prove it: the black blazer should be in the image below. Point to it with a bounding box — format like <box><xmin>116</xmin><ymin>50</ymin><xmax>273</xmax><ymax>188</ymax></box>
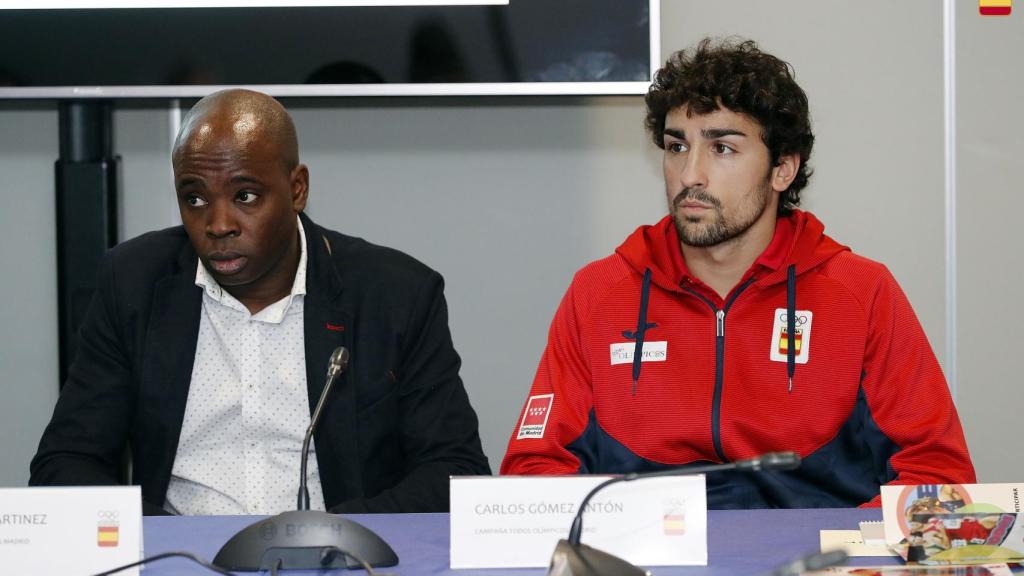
<box><xmin>30</xmin><ymin>213</ymin><xmax>490</xmax><ymax>514</ymax></box>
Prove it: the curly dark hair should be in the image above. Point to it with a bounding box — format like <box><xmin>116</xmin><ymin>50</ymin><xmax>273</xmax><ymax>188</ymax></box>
<box><xmin>645</xmin><ymin>37</ymin><xmax>814</xmax><ymax>215</ymax></box>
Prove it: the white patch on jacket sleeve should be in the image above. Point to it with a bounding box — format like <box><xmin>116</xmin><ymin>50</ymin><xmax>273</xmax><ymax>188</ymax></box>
<box><xmin>769</xmin><ymin>308</ymin><xmax>813</xmax><ymax>364</ymax></box>
<box><xmin>516</xmin><ymin>394</ymin><xmax>555</xmax><ymax>439</ymax></box>
<box><xmin>610</xmin><ymin>341</ymin><xmax>668</xmax><ymax>365</ymax></box>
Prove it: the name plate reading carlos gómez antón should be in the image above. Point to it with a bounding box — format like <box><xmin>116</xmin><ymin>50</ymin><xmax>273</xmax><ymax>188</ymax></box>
<box><xmin>449</xmin><ymin>475</ymin><xmax>707</xmax><ymax>569</ymax></box>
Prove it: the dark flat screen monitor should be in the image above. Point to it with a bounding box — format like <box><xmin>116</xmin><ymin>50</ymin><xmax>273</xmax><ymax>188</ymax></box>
<box><xmin>0</xmin><ymin>0</ymin><xmax>659</xmax><ymax>98</ymax></box>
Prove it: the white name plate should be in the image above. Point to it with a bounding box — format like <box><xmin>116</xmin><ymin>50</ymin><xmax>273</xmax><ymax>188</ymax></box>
<box><xmin>450</xmin><ymin>475</ymin><xmax>707</xmax><ymax>569</ymax></box>
<box><xmin>0</xmin><ymin>486</ymin><xmax>142</xmax><ymax>576</ymax></box>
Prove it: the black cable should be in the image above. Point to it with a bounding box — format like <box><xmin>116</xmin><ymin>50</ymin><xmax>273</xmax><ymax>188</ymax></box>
<box><xmin>88</xmin><ymin>550</ymin><xmax>234</xmax><ymax>576</ymax></box>
<box><xmin>90</xmin><ymin>545</ymin><xmax>391</xmax><ymax>575</ymax></box>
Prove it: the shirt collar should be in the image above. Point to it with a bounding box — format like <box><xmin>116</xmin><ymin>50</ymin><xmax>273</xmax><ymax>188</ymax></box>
<box><xmin>195</xmin><ymin>215</ymin><xmax>308</xmax><ymax>309</ymax></box>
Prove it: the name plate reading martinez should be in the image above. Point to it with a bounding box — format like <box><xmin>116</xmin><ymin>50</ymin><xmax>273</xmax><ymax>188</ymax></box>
<box><xmin>0</xmin><ymin>486</ymin><xmax>142</xmax><ymax>576</ymax></box>
<box><xmin>450</xmin><ymin>475</ymin><xmax>707</xmax><ymax>569</ymax></box>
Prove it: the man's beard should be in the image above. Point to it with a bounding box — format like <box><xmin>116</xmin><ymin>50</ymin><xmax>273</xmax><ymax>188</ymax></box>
<box><xmin>670</xmin><ymin>178</ymin><xmax>772</xmax><ymax>248</ymax></box>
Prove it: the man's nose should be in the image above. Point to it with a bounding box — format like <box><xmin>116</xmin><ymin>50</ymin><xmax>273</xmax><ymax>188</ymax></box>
<box><xmin>206</xmin><ymin>201</ymin><xmax>239</xmax><ymax>238</ymax></box>
<box><xmin>679</xmin><ymin>148</ymin><xmax>708</xmax><ymax>189</ymax></box>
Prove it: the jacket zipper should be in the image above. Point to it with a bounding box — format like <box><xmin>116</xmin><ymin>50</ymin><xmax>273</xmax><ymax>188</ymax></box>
<box><xmin>682</xmin><ymin>277</ymin><xmax>757</xmax><ymax>463</ymax></box>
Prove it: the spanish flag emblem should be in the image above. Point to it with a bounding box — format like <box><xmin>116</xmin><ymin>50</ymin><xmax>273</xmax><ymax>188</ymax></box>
<box><xmin>777</xmin><ymin>327</ymin><xmax>803</xmax><ymax>355</ymax></box>
<box><xmin>97</xmin><ymin>525</ymin><xmax>119</xmax><ymax>547</ymax></box>
<box><xmin>980</xmin><ymin>0</ymin><xmax>1012</xmax><ymax>16</ymax></box>
<box><xmin>663</xmin><ymin>513</ymin><xmax>686</xmax><ymax>535</ymax></box>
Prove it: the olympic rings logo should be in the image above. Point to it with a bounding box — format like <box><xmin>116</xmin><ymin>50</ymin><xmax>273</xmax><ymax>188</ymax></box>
<box><xmin>778</xmin><ymin>313</ymin><xmax>809</xmax><ymax>326</ymax></box>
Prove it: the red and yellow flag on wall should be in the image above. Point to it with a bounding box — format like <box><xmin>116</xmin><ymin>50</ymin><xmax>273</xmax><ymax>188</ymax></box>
<box><xmin>980</xmin><ymin>0</ymin><xmax>1012</xmax><ymax>16</ymax></box>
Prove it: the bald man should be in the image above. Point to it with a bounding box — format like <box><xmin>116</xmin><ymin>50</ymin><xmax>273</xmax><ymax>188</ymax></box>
<box><xmin>30</xmin><ymin>90</ymin><xmax>490</xmax><ymax>515</ymax></box>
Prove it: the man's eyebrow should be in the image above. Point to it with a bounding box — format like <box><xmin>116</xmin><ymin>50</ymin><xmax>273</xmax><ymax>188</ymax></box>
<box><xmin>702</xmin><ymin>128</ymin><xmax>747</xmax><ymax>139</ymax></box>
<box><xmin>663</xmin><ymin>127</ymin><xmax>748</xmax><ymax>140</ymax></box>
<box><xmin>175</xmin><ymin>176</ymin><xmax>202</xmax><ymax>190</ymax></box>
<box><xmin>663</xmin><ymin>128</ymin><xmax>685</xmax><ymax>140</ymax></box>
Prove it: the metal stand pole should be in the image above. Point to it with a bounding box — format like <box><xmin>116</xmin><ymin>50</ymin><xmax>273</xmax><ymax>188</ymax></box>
<box><xmin>55</xmin><ymin>101</ymin><xmax>120</xmax><ymax>387</ymax></box>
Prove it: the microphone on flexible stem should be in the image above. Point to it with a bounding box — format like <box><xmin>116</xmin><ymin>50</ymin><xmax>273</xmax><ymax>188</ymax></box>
<box><xmin>213</xmin><ymin>347</ymin><xmax>399</xmax><ymax>572</ymax></box>
<box><xmin>547</xmin><ymin>452</ymin><xmax>803</xmax><ymax>576</ymax></box>
<box><xmin>298</xmin><ymin>346</ymin><xmax>348</xmax><ymax>511</ymax></box>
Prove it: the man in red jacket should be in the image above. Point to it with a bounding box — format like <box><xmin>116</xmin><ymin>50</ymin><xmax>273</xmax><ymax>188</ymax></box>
<box><xmin>500</xmin><ymin>38</ymin><xmax>975</xmax><ymax>508</ymax></box>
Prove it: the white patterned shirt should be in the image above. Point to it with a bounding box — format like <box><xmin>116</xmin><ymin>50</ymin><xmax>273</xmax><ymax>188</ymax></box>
<box><xmin>164</xmin><ymin>217</ymin><xmax>326</xmax><ymax>515</ymax></box>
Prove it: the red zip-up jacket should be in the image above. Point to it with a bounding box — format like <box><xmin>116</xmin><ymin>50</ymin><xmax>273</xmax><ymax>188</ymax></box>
<box><xmin>501</xmin><ymin>210</ymin><xmax>975</xmax><ymax>508</ymax></box>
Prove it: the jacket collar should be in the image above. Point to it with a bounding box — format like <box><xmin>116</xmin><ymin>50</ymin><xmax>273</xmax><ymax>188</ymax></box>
<box><xmin>141</xmin><ymin>239</ymin><xmax>202</xmax><ymax>504</ymax></box>
<box><xmin>297</xmin><ymin>212</ymin><xmax>362</xmax><ymax>508</ymax></box>
<box><xmin>615</xmin><ymin>209</ymin><xmax>850</xmax><ymax>292</ymax></box>
<box><xmin>300</xmin><ymin>211</ymin><xmax>345</xmax><ymax>303</ymax></box>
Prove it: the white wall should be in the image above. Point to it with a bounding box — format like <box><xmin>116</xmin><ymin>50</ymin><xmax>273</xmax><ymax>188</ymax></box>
<box><xmin>955</xmin><ymin>1</ymin><xmax>1024</xmax><ymax>481</ymax></box>
<box><xmin>0</xmin><ymin>105</ymin><xmax>59</xmax><ymax>486</ymax></box>
<box><xmin>1</xmin><ymin>0</ymin><xmax>1019</xmax><ymax>486</ymax></box>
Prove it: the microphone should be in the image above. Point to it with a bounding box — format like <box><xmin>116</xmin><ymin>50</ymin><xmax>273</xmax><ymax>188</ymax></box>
<box><xmin>549</xmin><ymin>452</ymin><xmax>802</xmax><ymax>576</ymax></box>
<box><xmin>213</xmin><ymin>347</ymin><xmax>399</xmax><ymax>572</ymax></box>
<box><xmin>298</xmin><ymin>346</ymin><xmax>349</xmax><ymax>510</ymax></box>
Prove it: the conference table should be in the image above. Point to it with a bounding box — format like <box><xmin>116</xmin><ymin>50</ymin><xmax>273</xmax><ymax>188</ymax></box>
<box><xmin>137</xmin><ymin>508</ymin><xmax>901</xmax><ymax>575</ymax></box>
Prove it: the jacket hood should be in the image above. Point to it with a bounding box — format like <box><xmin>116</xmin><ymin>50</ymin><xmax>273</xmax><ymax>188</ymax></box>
<box><xmin>614</xmin><ymin>210</ymin><xmax>849</xmax><ymax>292</ymax></box>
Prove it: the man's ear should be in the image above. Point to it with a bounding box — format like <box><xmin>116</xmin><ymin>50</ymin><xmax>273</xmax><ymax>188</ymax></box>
<box><xmin>771</xmin><ymin>153</ymin><xmax>800</xmax><ymax>193</ymax></box>
<box><xmin>291</xmin><ymin>164</ymin><xmax>309</xmax><ymax>212</ymax></box>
